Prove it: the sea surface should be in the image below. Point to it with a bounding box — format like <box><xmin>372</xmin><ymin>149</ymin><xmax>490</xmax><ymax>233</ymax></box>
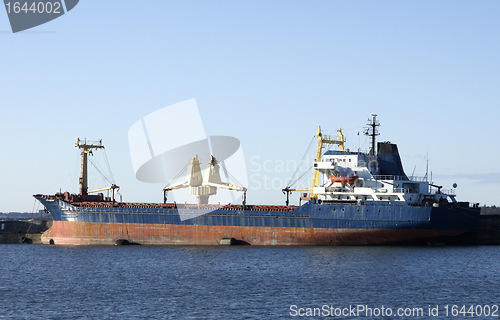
<box><xmin>0</xmin><ymin>245</ymin><xmax>498</xmax><ymax>320</ymax></box>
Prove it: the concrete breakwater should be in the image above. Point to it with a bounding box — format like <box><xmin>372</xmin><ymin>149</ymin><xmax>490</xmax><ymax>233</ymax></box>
<box><xmin>0</xmin><ymin>219</ymin><xmax>52</xmax><ymax>244</ymax></box>
<box><xmin>442</xmin><ymin>207</ymin><xmax>500</xmax><ymax>245</ymax></box>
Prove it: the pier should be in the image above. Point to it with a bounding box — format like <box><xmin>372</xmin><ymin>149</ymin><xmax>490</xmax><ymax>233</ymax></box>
<box><xmin>0</xmin><ymin>219</ymin><xmax>52</xmax><ymax>244</ymax></box>
<box><xmin>442</xmin><ymin>207</ymin><xmax>500</xmax><ymax>245</ymax></box>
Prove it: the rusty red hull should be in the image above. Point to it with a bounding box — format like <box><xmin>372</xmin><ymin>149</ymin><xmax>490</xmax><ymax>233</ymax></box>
<box><xmin>41</xmin><ymin>221</ymin><xmax>468</xmax><ymax>246</ymax></box>
<box><xmin>35</xmin><ymin>194</ymin><xmax>480</xmax><ymax>246</ymax></box>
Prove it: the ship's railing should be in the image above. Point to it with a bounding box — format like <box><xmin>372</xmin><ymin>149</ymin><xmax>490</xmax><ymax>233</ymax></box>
<box><xmin>393</xmin><ymin>188</ymin><xmax>412</xmax><ymax>193</ymax></box>
<box><xmin>373</xmin><ymin>175</ymin><xmax>430</xmax><ymax>182</ymax></box>
<box><xmin>390</xmin><ymin>187</ymin><xmax>456</xmax><ymax>195</ymax></box>
<box><xmin>431</xmin><ymin>188</ymin><xmax>455</xmax><ymax>195</ymax></box>
<box><xmin>373</xmin><ymin>175</ymin><xmax>407</xmax><ymax>181</ymax></box>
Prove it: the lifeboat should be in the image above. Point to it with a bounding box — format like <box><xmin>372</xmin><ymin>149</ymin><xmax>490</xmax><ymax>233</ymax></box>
<box><xmin>330</xmin><ymin>175</ymin><xmax>359</xmax><ymax>184</ymax></box>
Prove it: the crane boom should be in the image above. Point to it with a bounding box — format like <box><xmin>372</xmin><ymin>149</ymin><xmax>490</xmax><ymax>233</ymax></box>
<box><xmin>163</xmin><ymin>155</ymin><xmax>246</xmax><ymax>205</ymax></box>
<box><xmin>310</xmin><ymin>127</ymin><xmax>344</xmax><ymax>198</ymax></box>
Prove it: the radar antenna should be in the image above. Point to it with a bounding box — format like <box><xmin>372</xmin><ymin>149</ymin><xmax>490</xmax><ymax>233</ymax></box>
<box><xmin>364</xmin><ymin>114</ymin><xmax>380</xmax><ymax>156</ymax></box>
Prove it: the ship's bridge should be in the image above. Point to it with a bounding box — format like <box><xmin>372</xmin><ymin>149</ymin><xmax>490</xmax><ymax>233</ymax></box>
<box><xmin>323</xmin><ymin>150</ymin><xmax>376</xmax><ymax>164</ymax></box>
<box><xmin>318</xmin><ymin>150</ymin><xmax>376</xmax><ymax>180</ymax></box>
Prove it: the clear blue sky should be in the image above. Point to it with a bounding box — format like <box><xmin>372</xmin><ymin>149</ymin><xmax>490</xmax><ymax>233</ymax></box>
<box><xmin>1</xmin><ymin>1</ymin><xmax>499</xmax><ymax>212</ymax></box>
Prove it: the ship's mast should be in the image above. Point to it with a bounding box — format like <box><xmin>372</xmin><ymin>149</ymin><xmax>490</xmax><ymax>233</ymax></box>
<box><xmin>364</xmin><ymin>114</ymin><xmax>380</xmax><ymax>156</ymax></box>
<box><xmin>76</xmin><ymin>138</ymin><xmax>104</xmax><ymax>196</ymax></box>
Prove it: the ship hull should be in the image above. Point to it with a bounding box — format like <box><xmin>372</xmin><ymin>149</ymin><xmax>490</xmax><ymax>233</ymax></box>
<box><xmin>41</xmin><ymin>221</ymin><xmax>471</xmax><ymax>246</ymax></box>
<box><xmin>35</xmin><ymin>197</ymin><xmax>480</xmax><ymax>246</ymax></box>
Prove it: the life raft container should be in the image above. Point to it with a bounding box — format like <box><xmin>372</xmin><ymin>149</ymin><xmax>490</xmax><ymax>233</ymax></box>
<box><xmin>329</xmin><ymin>175</ymin><xmax>359</xmax><ymax>184</ymax></box>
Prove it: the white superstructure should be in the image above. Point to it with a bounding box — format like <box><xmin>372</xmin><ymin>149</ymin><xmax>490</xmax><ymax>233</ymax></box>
<box><xmin>285</xmin><ymin>115</ymin><xmax>457</xmax><ymax>208</ymax></box>
<box><xmin>313</xmin><ymin>149</ymin><xmax>455</xmax><ymax>207</ymax></box>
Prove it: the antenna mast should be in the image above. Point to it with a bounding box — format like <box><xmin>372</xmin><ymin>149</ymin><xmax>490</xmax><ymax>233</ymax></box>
<box><xmin>364</xmin><ymin>114</ymin><xmax>380</xmax><ymax>156</ymax></box>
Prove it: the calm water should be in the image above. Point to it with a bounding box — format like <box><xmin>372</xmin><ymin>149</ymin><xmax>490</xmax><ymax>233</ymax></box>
<box><xmin>0</xmin><ymin>245</ymin><xmax>499</xmax><ymax>319</ymax></box>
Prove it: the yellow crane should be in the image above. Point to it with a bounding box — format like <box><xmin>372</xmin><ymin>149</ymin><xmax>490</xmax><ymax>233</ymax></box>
<box><xmin>282</xmin><ymin>126</ymin><xmax>344</xmax><ymax>204</ymax></box>
<box><xmin>310</xmin><ymin>126</ymin><xmax>345</xmax><ymax>198</ymax></box>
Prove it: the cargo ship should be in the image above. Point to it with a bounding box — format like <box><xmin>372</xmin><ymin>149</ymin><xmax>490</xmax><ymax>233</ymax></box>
<box><xmin>34</xmin><ymin>115</ymin><xmax>480</xmax><ymax>245</ymax></box>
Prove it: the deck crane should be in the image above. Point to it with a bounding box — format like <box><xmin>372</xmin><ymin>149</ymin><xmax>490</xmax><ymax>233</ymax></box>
<box><xmin>163</xmin><ymin>155</ymin><xmax>247</xmax><ymax>205</ymax></box>
<box><xmin>76</xmin><ymin>138</ymin><xmax>120</xmax><ymax>202</ymax></box>
<box><xmin>282</xmin><ymin>127</ymin><xmax>345</xmax><ymax>205</ymax></box>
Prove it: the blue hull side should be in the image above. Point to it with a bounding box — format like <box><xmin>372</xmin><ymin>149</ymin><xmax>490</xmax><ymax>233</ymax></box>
<box><xmin>36</xmin><ymin>197</ymin><xmax>480</xmax><ymax>245</ymax></box>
